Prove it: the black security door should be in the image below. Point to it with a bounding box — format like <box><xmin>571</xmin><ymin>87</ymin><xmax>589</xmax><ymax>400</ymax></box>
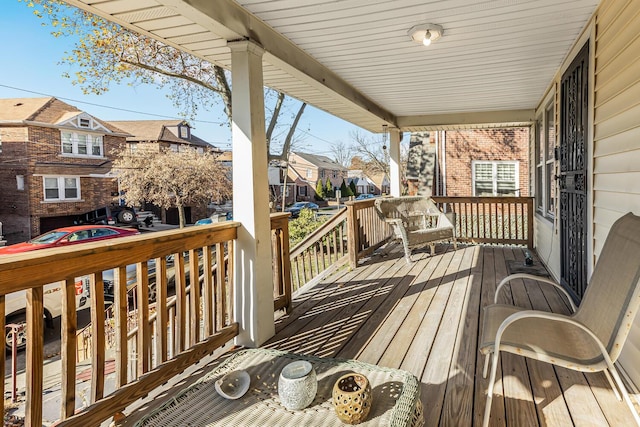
<box><xmin>559</xmin><ymin>42</ymin><xmax>589</xmax><ymax>301</ymax></box>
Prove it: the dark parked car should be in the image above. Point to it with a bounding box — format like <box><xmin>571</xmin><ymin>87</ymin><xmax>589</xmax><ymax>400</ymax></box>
<box><xmin>76</xmin><ymin>205</ymin><xmax>139</xmax><ymax>228</ymax></box>
<box><xmin>285</xmin><ymin>202</ymin><xmax>319</xmax><ymax>218</ymax></box>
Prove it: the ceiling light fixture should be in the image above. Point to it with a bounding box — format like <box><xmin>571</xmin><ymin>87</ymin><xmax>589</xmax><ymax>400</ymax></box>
<box><xmin>408</xmin><ymin>23</ymin><xmax>443</xmax><ymax>46</ymax></box>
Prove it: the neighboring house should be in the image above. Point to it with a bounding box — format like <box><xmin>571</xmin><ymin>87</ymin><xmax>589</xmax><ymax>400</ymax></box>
<box><xmin>407</xmin><ymin>129</ymin><xmax>529</xmax><ymax>197</ymax></box>
<box><xmin>107</xmin><ymin>120</ymin><xmax>221</xmax><ymax>224</ymax></box>
<box><xmin>347</xmin><ymin>170</ymin><xmax>382</xmax><ymax>195</ymax></box>
<box><xmin>268</xmin><ymin>162</ymin><xmax>296</xmax><ymax>207</ymax></box>
<box><xmin>0</xmin><ymin>97</ymin><xmax>128</xmax><ymax>244</ymax></box>
<box><xmin>288</xmin><ymin>152</ymin><xmax>348</xmax><ymax>201</ymax></box>
<box><xmin>107</xmin><ymin>119</ymin><xmax>220</xmax><ymax>155</ymax></box>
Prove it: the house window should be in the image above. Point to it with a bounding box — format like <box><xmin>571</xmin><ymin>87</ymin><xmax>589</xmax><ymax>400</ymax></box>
<box><xmin>535</xmin><ymin>99</ymin><xmax>555</xmax><ymax>219</ymax></box>
<box><xmin>179</xmin><ymin>125</ymin><xmax>190</xmax><ymax>139</ymax></box>
<box><xmin>332</xmin><ymin>170</ymin><xmax>337</xmax><ymax>178</ymax></box>
<box><xmin>306</xmin><ymin>169</ymin><xmax>312</xmax><ymax>179</ymax></box>
<box><xmin>79</xmin><ymin>118</ymin><xmax>91</xmax><ymax>128</ymax></box>
<box><xmin>299</xmin><ymin>186</ymin><xmax>307</xmax><ymax>196</ymax></box>
<box><xmin>60</xmin><ymin>131</ymin><xmax>103</xmax><ymax>157</ymax></box>
<box><xmin>170</xmin><ymin>144</ymin><xmax>179</xmax><ymax>153</ymax></box>
<box><xmin>43</xmin><ymin>176</ymin><xmax>80</xmax><ymax>201</ymax></box>
<box><xmin>16</xmin><ymin>175</ymin><xmax>24</xmax><ymax>191</ymax></box>
<box><xmin>320</xmin><ymin>170</ymin><xmax>325</xmax><ymax>179</ymax></box>
<box><xmin>472</xmin><ymin>161</ymin><xmax>519</xmax><ymax>196</ymax></box>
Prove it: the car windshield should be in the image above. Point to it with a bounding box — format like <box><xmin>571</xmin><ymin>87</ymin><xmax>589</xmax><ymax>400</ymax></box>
<box><xmin>292</xmin><ymin>203</ymin><xmax>307</xmax><ymax>207</ymax></box>
<box><xmin>29</xmin><ymin>231</ymin><xmax>68</xmax><ymax>244</ymax></box>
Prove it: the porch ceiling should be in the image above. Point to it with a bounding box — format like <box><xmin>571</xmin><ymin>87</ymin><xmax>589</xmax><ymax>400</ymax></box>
<box><xmin>66</xmin><ymin>0</ymin><xmax>599</xmax><ymax>132</ymax></box>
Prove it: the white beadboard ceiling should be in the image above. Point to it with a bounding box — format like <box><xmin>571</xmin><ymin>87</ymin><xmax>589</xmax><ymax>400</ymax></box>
<box><xmin>66</xmin><ymin>0</ymin><xmax>599</xmax><ymax>133</ymax></box>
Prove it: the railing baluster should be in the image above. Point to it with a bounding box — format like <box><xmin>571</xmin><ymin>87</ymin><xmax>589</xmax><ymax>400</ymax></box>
<box><xmin>155</xmin><ymin>256</ymin><xmax>168</xmax><ymax>363</ymax></box>
<box><xmin>189</xmin><ymin>249</ymin><xmax>201</xmax><ymax>345</ymax></box>
<box><xmin>175</xmin><ymin>252</ymin><xmax>187</xmax><ymax>353</ymax></box>
<box><xmin>216</xmin><ymin>242</ymin><xmax>225</xmax><ymax>330</ymax></box>
<box><xmin>61</xmin><ymin>278</ymin><xmax>78</xmax><ymax>420</ymax></box>
<box><xmin>202</xmin><ymin>247</ymin><xmax>214</xmax><ymax>337</ymax></box>
<box><xmin>26</xmin><ymin>287</ymin><xmax>44</xmax><ymax>426</ymax></box>
<box><xmin>115</xmin><ymin>266</ymin><xmax>128</xmax><ymax>387</ymax></box>
<box><xmin>90</xmin><ymin>273</ymin><xmax>106</xmax><ymax>403</ymax></box>
<box><xmin>136</xmin><ymin>262</ymin><xmax>150</xmax><ymax>375</ymax></box>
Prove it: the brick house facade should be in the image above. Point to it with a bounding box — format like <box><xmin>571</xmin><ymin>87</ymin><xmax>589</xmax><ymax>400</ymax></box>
<box><xmin>407</xmin><ymin>128</ymin><xmax>529</xmax><ymax>197</ymax></box>
<box><xmin>0</xmin><ymin>98</ymin><xmax>127</xmax><ymax>244</ymax></box>
<box><xmin>287</xmin><ymin>152</ymin><xmax>348</xmax><ymax>202</ymax></box>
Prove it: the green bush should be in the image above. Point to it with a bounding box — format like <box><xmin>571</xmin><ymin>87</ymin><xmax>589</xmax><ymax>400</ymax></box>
<box><xmin>315</xmin><ymin>179</ymin><xmax>325</xmax><ymax>199</ymax></box>
<box><xmin>349</xmin><ymin>180</ymin><xmax>358</xmax><ymax>197</ymax></box>
<box><xmin>325</xmin><ymin>178</ymin><xmax>335</xmax><ymax>198</ymax></box>
<box><xmin>340</xmin><ymin>179</ymin><xmax>354</xmax><ymax>197</ymax></box>
<box><xmin>289</xmin><ymin>208</ymin><xmax>327</xmax><ymax>247</ymax></box>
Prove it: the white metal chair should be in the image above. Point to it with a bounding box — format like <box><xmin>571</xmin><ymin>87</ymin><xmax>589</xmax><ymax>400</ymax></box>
<box><xmin>479</xmin><ymin>212</ymin><xmax>640</xmax><ymax>427</ymax></box>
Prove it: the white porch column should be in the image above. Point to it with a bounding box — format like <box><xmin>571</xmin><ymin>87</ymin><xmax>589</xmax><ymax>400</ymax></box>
<box><xmin>229</xmin><ymin>40</ymin><xmax>275</xmax><ymax>347</ymax></box>
<box><xmin>389</xmin><ymin>127</ymin><xmax>402</xmax><ymax>197</ymax></box>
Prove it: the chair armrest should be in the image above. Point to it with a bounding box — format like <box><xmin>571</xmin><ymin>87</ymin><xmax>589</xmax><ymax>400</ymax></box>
<box><xmin>495</xmin><ymin>273</ymin><xmax>577</xmax><ymax>312</ymax></box>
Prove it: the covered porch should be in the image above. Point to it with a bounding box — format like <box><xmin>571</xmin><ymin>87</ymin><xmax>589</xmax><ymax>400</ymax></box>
<box><xmin>118</xmin><ymin>242</ymin><xmax>638</xmax><ymax>426</ymax></box>
<box><xmin>2</xmin><ymin>0</ymin><xmax>640</xmax><ymax>425</ymax></box>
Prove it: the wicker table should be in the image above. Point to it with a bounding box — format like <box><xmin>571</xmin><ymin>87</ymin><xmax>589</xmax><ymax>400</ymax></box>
<box><xmin>134</xmin><ymin>348</ymin><xmax>424</xmax><ymax>427</ymax></box>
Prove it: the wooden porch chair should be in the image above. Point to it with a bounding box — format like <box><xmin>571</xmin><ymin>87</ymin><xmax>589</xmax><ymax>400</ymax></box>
<box><xmin>479</xmin><ymin>212</ymin><xmax>640</xmax><ymax>427</ymax></box>
<box><xmin>373</xmin><ymin>196</ymin><xmax>456</xmax><ymax>263</ymax></box>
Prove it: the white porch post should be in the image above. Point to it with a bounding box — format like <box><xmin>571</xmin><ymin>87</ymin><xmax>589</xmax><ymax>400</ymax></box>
<box><xmin>389</xmin><ymin>127</ymin><xmax>402</xmax><ymax>197</ymax></box>
<box><xmin>229</xmin><ymin>40</ymin><xmax>275</xmax><ymax>347</ymax></box>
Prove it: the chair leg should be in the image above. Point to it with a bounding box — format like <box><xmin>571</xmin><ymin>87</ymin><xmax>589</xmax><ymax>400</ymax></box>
<box><xmin>603</xmin><ymin>369</ymin><xmax>622</xmax><ymax>402</ymax></box>
<box><xmin>607</xmin><ymin>365</ymin><xmax>640</xmax><ymax>426</ymax></box>
<box><xmin>483</xmin><ymin>352</ymin><xmax>491</xmax><ymax>378</ymax></box>
<box><xmin>483</xmin><ymin>350</ymin><xmax>500</xmax><ymax>427</ymax></box>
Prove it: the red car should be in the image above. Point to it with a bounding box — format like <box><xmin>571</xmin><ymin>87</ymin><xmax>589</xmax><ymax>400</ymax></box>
<box><xmin>0</xmin><ymin>225</ymin><xmax>139</xmax><ymax>255</ymax></box>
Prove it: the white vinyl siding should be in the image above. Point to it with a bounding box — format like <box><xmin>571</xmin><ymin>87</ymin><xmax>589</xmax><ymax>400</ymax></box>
<box><xmin>592</xmin><ymin>0</ymin><xmax>640</xmax><ymax>390</ymax></box>
<box><xmin>43</xmin><ymin>176</ymin><xmax>80</xmax><ymax>201</ymax></box>
<box><xmin>60</xmin><ymin>131</ymin><xmax>104</xmax><ymax>157</ymax></box>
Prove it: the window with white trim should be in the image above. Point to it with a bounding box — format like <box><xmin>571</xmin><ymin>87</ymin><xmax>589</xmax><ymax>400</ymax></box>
<box><xmin>60</xmin><ymin>131</ymin><xmax>103</xmax><ymax>157</ymax></box>
<box><xmin>535</xmin><ymin>99</ymin><xmax>555</xmax><ymax>219</ymax></box>
<box><xmin>472</xmin><ymin>161</ymin><xmax>519</xmax><ymax>196</ymax></box>
<box><xmin>43</xmin><ymin>176</ymin><xmax>80</xmax><ymax>201</ymax></box>
<box><xmin>306</xmin><ymin>169</ymin><xmax>312</xmax><ymax>179</ymax></box>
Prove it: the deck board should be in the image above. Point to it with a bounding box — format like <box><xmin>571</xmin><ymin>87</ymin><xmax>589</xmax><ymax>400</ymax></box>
<box><xmin>267</xmin><ymin>244</ymin><xmax>639</xmax><ymax>426</ymax></box>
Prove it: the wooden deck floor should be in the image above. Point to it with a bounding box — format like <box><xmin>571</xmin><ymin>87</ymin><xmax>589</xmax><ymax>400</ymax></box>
<box><xmin>264</xmin><ymin>243</ymin><xmax>639</xmax><ymax>426</ymax></box>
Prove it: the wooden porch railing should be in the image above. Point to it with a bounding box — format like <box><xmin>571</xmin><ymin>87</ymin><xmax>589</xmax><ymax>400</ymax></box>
<box><xmin>289</xmin><ymin>208</ymin><xmax>350</xmax><ymax>291</ymax></box>
<box><xmin>75</xmin><ymin>214</ymin><xmax>294</xmax><ymax>363</ymax></box>
<box><xmin>0</xmin><ymin>223</ymin><xmax>240</xmax><ymax>426</ymax></box>
<box><xmin>345</xmin><ymin>199</ymin><xmax>393</xmax><ymax>269</ymax></box>
<box><xmin>432</xmin><ymin>196</ymin><xmax>534</xmax><ymax>248</ymax></box>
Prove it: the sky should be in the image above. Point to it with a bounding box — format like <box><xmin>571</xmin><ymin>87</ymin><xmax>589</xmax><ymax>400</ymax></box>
<box><xmin>0</xmin><ymin>0</ymin><xmax>372</xmax><ymax>156</ymax></box>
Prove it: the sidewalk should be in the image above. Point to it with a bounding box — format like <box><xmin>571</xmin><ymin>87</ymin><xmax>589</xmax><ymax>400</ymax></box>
<box><xmin>6</xmin><ymin>352</ymin><xmax>118</xmax><ymax>426</ymax></box>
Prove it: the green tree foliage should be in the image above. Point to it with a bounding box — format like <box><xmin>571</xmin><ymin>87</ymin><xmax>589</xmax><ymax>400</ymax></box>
<box><xmin>340</xmin><ymin>179</ymin><xmax>354</xmax><ymax>197</ymax></box>
<box><xmin>325</xmin><ymin>178</ymin><xmax>335</xmax><ymax>198</ymax></box>
<box><xmin>315</xmin><ymin>179</ymin><xmax>325</xmax><ymax>199</ymax></box>
<box><xmin>288</xmin><ymin>208</ymin><xmax>327</xmax><ymax>247</ymax></box>
<box><xmin>349</xmin><ymin>180</ymin><xmax>358</xmax><ymax>197</ymax></box>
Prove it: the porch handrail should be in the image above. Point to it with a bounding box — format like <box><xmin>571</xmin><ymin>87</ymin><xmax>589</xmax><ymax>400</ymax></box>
<box><xmin>0</xmin><ymin>222</ymin><xmax>240</xmax><ymax>426</ymax></box>
<box><xmin>432</xmin><ymin>196</ymin><xmax>534</xmax><ymax>248</ymax></box>
<box><xmin>289</xmin><ymin>208</ymin><xmax>350</xmax><ymax>292</ymax></box>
